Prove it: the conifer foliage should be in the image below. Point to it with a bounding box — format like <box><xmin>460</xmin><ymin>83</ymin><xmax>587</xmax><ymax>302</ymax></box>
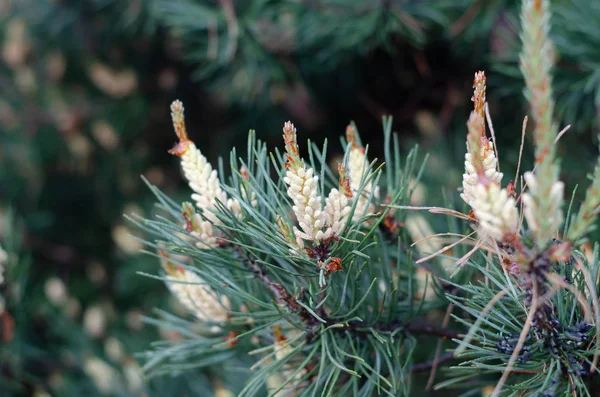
<box><xmin>136</xmin><ymin>0</ymin><xmax>600</xmax><ymax>395</ymax></box>
<box><xmin>135</xmin><ymin>100</ymin><xmax>430</xmax><ymax>396</ymax></box>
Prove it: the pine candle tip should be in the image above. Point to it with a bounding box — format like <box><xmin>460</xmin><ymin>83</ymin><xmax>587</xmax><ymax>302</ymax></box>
<box><xmin>472</xmin><ymin>71</ymin><xmax>486</xmax><ymax>124</ymax></box>
<box><xmin>171</xmin><ymin>99</ymin><xmax>184</xmax><ymax>113</ymax></box>
<box><xmin>283</xmin><ymin>120</ymin><xmax>295</xmax><ymax>133</ymax></box>
<box><xmin>158</xmin><ymin>250</ymin><xmax>181</xmax><ymax>275</ymax></box>
<box><xmin>337</xmin><ymin>164</ymin><xmax>353</xmax><ymax>198</ymax></box>
<box><xmin>283</xmin><ymin>121</ymin><xmax>301</xmax><ymax>169</ymax></box>
<box><xmin>273</xmin><ymin>325</ymin><xmax>285</xmax><ymax>342</ymax></box>
<box><xmin>345</xmin><ymin>123</ymin><xmax>361</xmax><ymax>149</ymax></box>
<box><xmin>168</xmin><ymin>99</ymin><xmax>191</xmax><ymax>157</ymax></box>
<box><xmin>239</xmin><ymin>165</ymin><xmax>249</xmax><ymax>180</ymax></box>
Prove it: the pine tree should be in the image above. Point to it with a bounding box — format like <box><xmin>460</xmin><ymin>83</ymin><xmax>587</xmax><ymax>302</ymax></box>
<box><xmin>4</xmin><ymin>0</ymin><xmax>600</xmax><ymax>395</ymax></box>
<box><xmin>135</xmin><ymin>1</ymin><xmax>600</xmax><ymax>395</ymax></box>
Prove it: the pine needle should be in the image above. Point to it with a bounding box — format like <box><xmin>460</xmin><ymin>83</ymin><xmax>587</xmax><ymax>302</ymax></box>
<box><xmin>514</xmin><ymin>115</ymin><xmax>528</xmax><ymax>186</ymax></box>
<box><xmin>414</xmin><ymin>231</ymin><xmax>477</xmax><ymax>264</ymax></box>
<box><xmin>491</xmin><ymin>278</ymin><xmax>539</xmax><ymax>397</ymax></box>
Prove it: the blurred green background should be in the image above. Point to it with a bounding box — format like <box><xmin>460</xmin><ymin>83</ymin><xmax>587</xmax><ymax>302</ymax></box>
<box><xmin>1</xmin><ymin>0</ymin><xmax>599</xmax><ymax>396</ymax></box>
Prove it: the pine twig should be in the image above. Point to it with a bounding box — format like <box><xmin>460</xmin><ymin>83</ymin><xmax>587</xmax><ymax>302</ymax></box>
<box><xmin>232</xmin><ymin>245</ymin><xmax>464</xmax><ymax>341</ymax></box>
<box><xmin>232</xmin><ymin>246</ymin><xmax>300</xmax><ymax>311</ymax></box>
<box><xmin>411</xmin><ymin>352</ymin><xmax>455</xmax><ymax>373</ymax></box>
<box><xmin>337</xmin><ymin>319</ymin><xmax>462</xmax><ymax>340</ymax></box>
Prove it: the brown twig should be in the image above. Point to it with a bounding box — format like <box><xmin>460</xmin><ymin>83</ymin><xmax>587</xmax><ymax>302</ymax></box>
<box><xmin>426</xmin><ymin>303</ymin><xmax>455</xmax><ymax>389</ymax></box>
<box><xmin>404</xmin><ymin>322</ymin><xmax>462</xmax><ymax>340</ymax></box>
<box><xmin>232</xmin><ymin>246</ymin><xmax>300</xmax><ymax>311</ymax></box>
<box><xmin>232</xmin><ymin>245</ymin><xmax>330</xmax><ymax>332</ymax></box>
<box><xmin>232</xmin><ymin>244</ymin><xmax>464</xmax><ymax>340</ymax></box>
<box><xmin>411</xmin><ymin>352</ymin><xmax>455</xmax><ymax>372</ymax></box>
<box><xmin>227</xmin><ymin>233</ymin><xmax>468</xmax><ymax>352</ymax></box>
<box><xmin>335</xmin><ymin>318</ymin><xmax>462</xmax><ymax>340</ymax></box>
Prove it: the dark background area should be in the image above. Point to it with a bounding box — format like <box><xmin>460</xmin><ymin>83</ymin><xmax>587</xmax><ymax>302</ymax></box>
<box><xmin>1</xmin><ymin>0</ymin><xmax>599</xmax><ymax>395</ymax></box>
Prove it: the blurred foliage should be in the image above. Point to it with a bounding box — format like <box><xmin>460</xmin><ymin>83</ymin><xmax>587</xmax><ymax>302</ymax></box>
<box><xmin>156</xmin><ymin>0</ymin><xmax>453</xmax><ymax>106</ymax></box>
<box><xmin>0</xmin><ymin>0</ymin><xmax>599</xmax><ymax>396</ymax></box>
<box><xmin>0</xmin><ymin>0</ymin><xmax>205</xmax><ymax>395</ymax></box>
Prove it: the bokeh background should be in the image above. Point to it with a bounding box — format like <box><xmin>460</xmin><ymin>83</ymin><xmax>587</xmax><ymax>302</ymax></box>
<box><xmin>1</xmin><ymin>0</ymin><xmax>599</xmax><ymax>396</ymax></box>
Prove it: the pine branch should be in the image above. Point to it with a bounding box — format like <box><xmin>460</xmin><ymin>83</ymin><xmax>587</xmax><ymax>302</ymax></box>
<box><xmin>232</xmin><ymin>242</ymin><xmax>462</xmax><ymax>342</ymax></box>
<box><xmin>230</xmin><ymin>244</ymin><xmax>326</xmax><ymax>330</ymax></box>
<box><xmin>404</xmin><ymin>322</ymin><xmax>462</xmax><ymax>340</ymax></box>
<box><xmin>410</xmin><ymin>352</ymin><xmax>455</xmax><ymax>373</ymax></box>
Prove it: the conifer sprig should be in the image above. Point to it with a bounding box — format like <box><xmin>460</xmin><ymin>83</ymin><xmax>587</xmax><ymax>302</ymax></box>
<box><xmin>425</xmin><ymin>1</ymin><xmax>600</xmax><ymax>394</ymax></box>
<box><xmin>131</xmin><ymin>4</ymin><xmax>600</xmax><ymax>394</ymax></box>
<box><xmin>519</xmin><ymin>0</ymin><xmax>564</xmax><ymax>248</ymax></box>
<box><xmin>567</xmin><ymin>156</ymin><xmax>600</xmax><ymax>243</ymax></box>
<box><xmin>459</xmin><ymin>72</ymin><xmax>517</xmax><ymax>242</ymax></box>
<box><xmin>135</xmin><ymin>105</ymin><xmax>453</xmax><ymax>396</ymax></box>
